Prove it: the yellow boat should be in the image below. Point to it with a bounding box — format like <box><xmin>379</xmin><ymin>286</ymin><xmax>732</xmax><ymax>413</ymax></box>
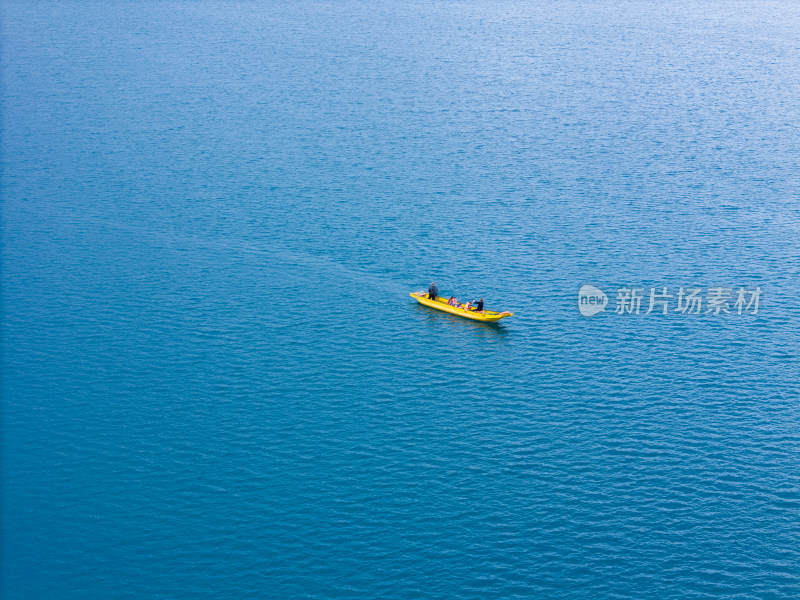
<box><xmin>410</xmin><ymin>292</ymin><xmax>514</xmax><ymax>322</ymax></box>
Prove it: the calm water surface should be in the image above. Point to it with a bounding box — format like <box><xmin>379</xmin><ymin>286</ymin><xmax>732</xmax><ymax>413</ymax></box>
<box><xmin>2</xmin><ymin>1</ymin><xmax>799</xmax><ymax>598</ymax></box>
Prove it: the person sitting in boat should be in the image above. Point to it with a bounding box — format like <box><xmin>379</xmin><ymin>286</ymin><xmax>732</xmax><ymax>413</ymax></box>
<box><xmin>462</xmin><ymin>301</ymin><xmax>472</xmax><ymax>311</ymax></box>
<box><xmin>447</xmin><ymin>296</ymin><xmax>458</xmax><ymax>306</ymax></box>
<box><xmin>471</xmin><ymin>298</ymin><xmax>484</xmax><ymax>312</ymax></box>
<box><xmin>428</xmin><ymin>282</ymin><xmax>438</xmax><ymax>300</ymax></box>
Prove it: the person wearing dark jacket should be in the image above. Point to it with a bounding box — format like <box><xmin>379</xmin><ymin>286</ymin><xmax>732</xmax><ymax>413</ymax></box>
<box><xmin>473</xmin><ymin>298</ymin><xmax>484</xmax><ymax>312</ymax></box>
<box><xmin>428</xmin><ymin>282</ymin><xmax>438</xmax><ymax>300</ymax></box>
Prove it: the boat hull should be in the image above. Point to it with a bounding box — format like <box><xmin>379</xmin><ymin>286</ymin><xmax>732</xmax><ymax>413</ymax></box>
<box><xmin>410</xmin><ymin>292</ymin><xmax>513</xmax><ymax>322</ymax></box>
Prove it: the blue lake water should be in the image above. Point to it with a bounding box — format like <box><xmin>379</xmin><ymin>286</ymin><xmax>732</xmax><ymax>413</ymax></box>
<box><xmin>2</xmin><ymin>1</ymin><xmax>799</xmax><ymax>598</ymax></box>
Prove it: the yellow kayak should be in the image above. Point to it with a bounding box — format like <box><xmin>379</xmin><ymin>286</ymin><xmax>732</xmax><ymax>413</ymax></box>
<box><xmin>410</xmin><ymin>292</ymin><xmax>514</xmax><ymax>322</ymax></box>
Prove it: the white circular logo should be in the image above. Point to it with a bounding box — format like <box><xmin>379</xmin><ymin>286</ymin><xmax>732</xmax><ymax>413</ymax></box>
<box><xmin>578</xmin><ymin>284</ymin><xmax>608</xmax><ymax>317</ymax></box>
